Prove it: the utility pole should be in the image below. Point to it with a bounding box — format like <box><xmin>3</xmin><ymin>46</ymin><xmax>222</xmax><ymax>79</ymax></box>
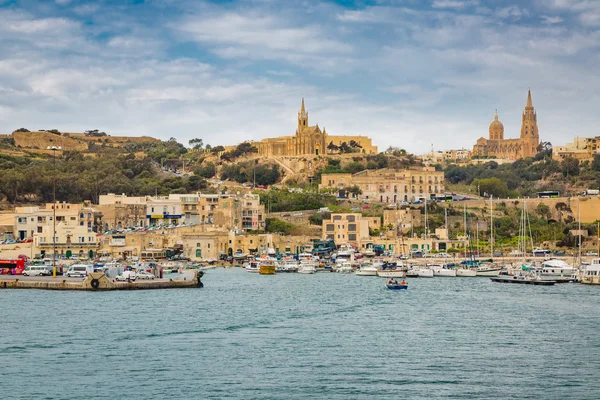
<box><xmin>47</xmin><ymin>145</ymin><xmax>61</xmax><ymax>277</ymax></box>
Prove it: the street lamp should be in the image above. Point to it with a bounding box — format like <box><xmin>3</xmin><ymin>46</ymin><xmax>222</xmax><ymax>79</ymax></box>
<box><xmin>47</xmin><ymin>145</ymin><xmax>61</xmax><ymax>277</ymax></box>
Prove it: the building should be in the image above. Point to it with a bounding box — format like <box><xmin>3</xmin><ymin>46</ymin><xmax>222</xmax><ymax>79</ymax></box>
<box><xmin>322</xmin><ymin>213</ymin><xmax>378</xmax><ymax>248</ymax></box>
<box><xmin>383</xmin><ymin>209</ymin><xmax>422</xmax><ymax>232</ymax></box>
<box><xmin>421</xmin><ymin>149</ymin><xmax>472</xmax><ymax>165</ymax></box>
<box><xmin>146</xmin><ymin>197</ymin><xmax>182</xmax><ymax>226</ymax></box>
<box><xmin>319</xmin><ymin>167</ymin><xmax>445</xmax><ymax>203</ymax></box>
<box><xmin>552</xmin><ymin>136</ymin><xmax>600</xmax><ymax>162</ymax></box>
<box><xmin>257</xmin><ymin>99</ymin><xmax>377</xmax><ymax>157</ymax></box>
<box><xmin>472</xmin><ymin>89</ymin><xmax>540</xmax><ymax>160</ymax></box>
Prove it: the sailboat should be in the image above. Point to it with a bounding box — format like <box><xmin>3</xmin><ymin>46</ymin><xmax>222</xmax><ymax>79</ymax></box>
<box><xmin>455</xmin><ymin>204</ymin><xmax>478</xmax><ymax>277</ymax></box>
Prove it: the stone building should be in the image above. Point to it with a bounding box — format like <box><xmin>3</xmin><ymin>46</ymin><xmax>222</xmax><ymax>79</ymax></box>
<box><xmin>552</xmin><ymin>136</ymin><xmax>600</xmax><ymax>162</ymax></box>
<box><xmin>473</xmin><ymin>89</ymin><xmax>540</xmax><ymax>160</ymax></box>
<box><xmin>319</xmin><ymin>167</ymin><xmax>445</xmax><ymax>203</ymax></box>
<box><xmin>257</xmin><ymin>99</ymin><xmax>377</xmax><ymax>156</ymax></box>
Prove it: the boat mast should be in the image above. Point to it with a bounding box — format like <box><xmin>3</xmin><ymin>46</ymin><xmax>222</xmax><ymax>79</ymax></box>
<box><xmin>578</xmin><ymin>198</ymin><xmax>582</xmax><ymax>265</ymax></box>
<box><xmin>464</xmin><ymin>203</ymin><xmax>467</xmax><ymax>256</ymax></box>
<box><xmin>490</xmin><ymin>195</ymin><xmax>493</xmax><ymax>257</ymax></box>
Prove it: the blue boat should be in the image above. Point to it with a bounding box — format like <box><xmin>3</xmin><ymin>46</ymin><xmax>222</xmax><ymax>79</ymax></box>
<box><xmin>385</xmin><ymin>282</ymin><xmax>408</xmax><ymax>290</ymax></box>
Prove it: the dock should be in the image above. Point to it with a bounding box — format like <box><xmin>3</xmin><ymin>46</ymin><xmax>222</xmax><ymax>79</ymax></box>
<box><xmin>490</xmin><ymin>276</ymin><xmax>556</xmax><ymax>286</ymax></box>
<box><xmin>0</xmin><ymin>271</ymin><xmax>204</xmax><ymax>291</ymax></box>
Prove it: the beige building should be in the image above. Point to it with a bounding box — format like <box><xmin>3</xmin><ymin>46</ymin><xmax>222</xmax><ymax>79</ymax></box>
<box><xmin>320</xmin><ymin>167</ymin><xmax>445</xmax><ymax>203</ymax></box>
<box><xmin>552</xmin><ymin>136</ymin><xmax>600</xmax><ymax>162</ymax></box>
<box><xmin>383</xmin><ymin>209</ymin><xmax>422</xmax><ymax>232</ymax></box>
<box><xmin>322</xmin><ymin>213</ymin><xmax>380</xmax><ymax>247</ymax></box>
<box><xmin>258</xmin><ymin>99</ymin><xmax>377</xmax><ymax>157</ymax></box>
<box><xmin>473</xmin><ymin>89</ymin><xmax>540</xmax><ymax>160</ymax></box>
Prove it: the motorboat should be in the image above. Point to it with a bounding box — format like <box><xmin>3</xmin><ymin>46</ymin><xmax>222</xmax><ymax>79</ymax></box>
<box><xmin>244</xmin><ymin>261</ymin><xmax>259</xmax><ymax>273</ymax></box>
<box><xmin>385</xmin><ymin>281</ymin><xmax>408</xmax><ymax>290</ymax></box>
<box><xmin>280</xmin><ymin>258</ymin><xmax>299</xmax><ymax>273</ymax></box>
<box><xmin>259</xmin><ymin>260</ymin><xmax>277</xmax><ymax>275</ymax></box>
<box><xmin>377</xmin><ymin>262</ymin><xmax>406</xmax><ymax>278</ymax></box>
<box><xmin>336</xmin><ymin>261</ymin><xmax>354</xmax><ymax>273</ymax></box>
<box><xmin>490</xmin><ymin>273</ymin><xmax>556</xmax><ymax>285</ymax></box>
<box><xmin>355</xmin><ymin>264</ymin><xmax>378</xmax><ymax>276</ymax></box>
<box><xmin>430</xmin><ymin>264</ymin><xmax>457</xmax><ymax>277</ymax></box>
<box><xmin>297</xmin><ymin>264</ymin><xmax>316</xmax><ymax>274</ymax></box>
<box><xmin>580</xmin><ymin>258</ymin><xmax>600</xmax><ymax>285</ymax></box>
<box><xmin>540</xmin><ymin>259</ymin><xmax>575</xmax><ymax>282</ymax></box>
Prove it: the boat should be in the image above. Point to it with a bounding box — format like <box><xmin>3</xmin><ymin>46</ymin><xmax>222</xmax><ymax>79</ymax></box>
<box><xmin>259</xmin><ymin>260</ymin><xmax>277</xmax><ymax>275</ymax></box>
<box><xmin>297</xmin><ymin>264</ymin><xmax>316</xmax><ymax>274</ymax></box>
<box><xmin>456</xmin><ymin>267</ymin><xmax>477</xmax><ymax>277</ymax></box>
<box><xmin>490</xmin><ymin>274</ymin><xmax>556</xmax><ymax>285</ymax></box>
<box><xmin>377</xmin><ymin>268</ymin><xmax>406</xmax><ymax>278</ymax></box>
<box><xmin>280</xmin><ymin>258</ymin><xmax>299</xmax><ymax>273</ymax></box>
<box><xmin>430</xmin><ymin>264</ymin><xmax>457</xmax><ymax>277</ymax></box>
<box><xmin>385</xmin><ymin>280</ymin><xmax>408</xmax><ymax>290</ymax></box>
<box><xmin>413</xmin><ymin>267</ymin><xmax>434</xmax><ymax>278</ymax></box>
<box><xmin>476</xmin><ymin>263</ymin><xmax>501</xmax><ymax>277</ymax></box>
<box><xmin>355</xmin><ymin>264</ymin><xmax>378</xmax><ymax>276</ymax></box>
<box><xmin>540</xmin><ymin>259</ymin><xmax>575</xmax><ymax>282</ymax></box>
<box><xmin>336</xmin><ymin>261</ymin><xmax>354</xmax><ymax>273</ymax></box>
<box><xmin>580</xmin><ymin>258</ymin><xmax>600</xmax><ymax>284</ymax></box>
<box><xmin>244</xmin><ymin>261</ymin><xmax>259</xmax><ymax>273</ymax></box>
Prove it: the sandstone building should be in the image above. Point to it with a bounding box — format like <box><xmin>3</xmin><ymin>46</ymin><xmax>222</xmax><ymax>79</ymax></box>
<box><xmin>258</xmin><ymin>99</ymin><xmax>377</xmax><ymax>156</ymax></box>
<box><xmin>473</xmin><ymin>89</ymin><xmax>540</xmax><ymax>160</ymax></box>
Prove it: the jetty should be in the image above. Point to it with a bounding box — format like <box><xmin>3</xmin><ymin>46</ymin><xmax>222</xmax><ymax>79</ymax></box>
<box><xmin>0</xmin><ymin>271</ymin><xmax>203</xmax><ymax>291</ymax></box>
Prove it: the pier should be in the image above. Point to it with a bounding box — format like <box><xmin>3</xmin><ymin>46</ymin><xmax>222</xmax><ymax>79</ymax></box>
<box><xmin>0</xmin><ymin>271</ymin><xmax>203</xmax><ymax>291</ymax></box>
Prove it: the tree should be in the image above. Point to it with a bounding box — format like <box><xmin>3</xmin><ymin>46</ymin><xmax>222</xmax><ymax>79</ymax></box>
<box><xmin>472</xmin><ymin>177</ymin><xmax>511</xmax><ymax>198</ymax></box>
<box><xmin>265</xmin><ymin>218</ymin><xmax>295</xmax><ymax>235</ymax></box>
<box><xmin>536</xmin><ymin>203</ymin><xmax>551</xmax><ymax>220</ymax></box>
<box><xmin>327</xmin><ymin>141</ymin><xmax>339</xmax><ymax>152</ymax></box>
<box><xmin>13</xmin><ymin>128</ymin><xmax>30</xmax><ymax>133</ymax></box>
<box><xmin>347</xmin><ymin>185</ymin><xmax>362</xmax><ymax>198</ymax></box>
<box><xmin>211</xmin><ymin>145</ymin><xmax>225</xmax><ymax>154</ymax></box>
<box><xmin>195</xmin><ymin>162</ymin><xmax>216</xmax><ymax>179</ymax></box>
<box><xmin>561</xmin><ymin>156</ymin><xmax>579</xmax><ymax>177</ymax></box>
<box><xmin>188</xmin><ymin>138</ymin><xmax>203</xmax><ymax>150</ymax></box>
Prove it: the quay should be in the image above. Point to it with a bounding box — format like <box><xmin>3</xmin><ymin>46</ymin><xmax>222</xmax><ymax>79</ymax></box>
<box><xmin>0</xmin><ymin>271</ymin><xmax>203</xmax><ymax>291</ymax></box>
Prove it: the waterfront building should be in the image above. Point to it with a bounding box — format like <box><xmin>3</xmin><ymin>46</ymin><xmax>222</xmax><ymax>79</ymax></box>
<box><xmin>319</xmin><ymin>167</ymin><xmax>445</xmax><ymax>203</ymax></box>
<box><xmin>552</xmin><ymin>136</ymin><xmax>600</xmax><ymax>162</ymax></box>
<box><xmin>257</xmin><ymin>99</ymin><xmax>377</xmax><ymax>157</ymax></box>
<box><xmin>472</xmin><ymin>89</ymin><xmax>540</xmax><ymax>160</ymax></box>
<box><xmin>322</xmin><ymin>213</ymin><xmax>380</xmax><ymax>248</ymax></box>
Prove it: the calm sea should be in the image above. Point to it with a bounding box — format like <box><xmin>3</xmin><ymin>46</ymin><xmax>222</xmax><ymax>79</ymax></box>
<box><xmin>1</xmin><ymin>268</ymin><xmax>599</xmax><ymax>399</ymax></box>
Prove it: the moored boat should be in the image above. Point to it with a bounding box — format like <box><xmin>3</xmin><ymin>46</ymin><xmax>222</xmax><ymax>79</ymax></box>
<box><xmin>456</xmin><ymin>268</ymin><xmax>477</xmax><ymax>277</ymax></box>
<box><xmin>297</xmin><ymin>264</ymin><xmax>316</xmax><ymax>274</ymax></box>
<box><xmin>580</xmin><ymin>258</ymin><xmax>600</xmax><ymax>285</ymax></box>
<box><xmin>259</xmin><ymin>262</ymin><xmax>277</xmax><ymax>275</ymax></box>
<box><xmin>490</xmin><ymin>274</ymin><xmax>555</xmax><ymax>285</ymax></box>
<box><xmin>430</xmin><ymin>264</ymin><xmax>457</xmax><ymax>277</ymax></box>
<box><xmin>355</xmin><ymin>264</ymin><xmax>378</xmax><ymax>276</ymax></box>
<box><xmin>476</xmin><ymin>263</ymin><xmax>501</xmax><ymax>277</ymax></box>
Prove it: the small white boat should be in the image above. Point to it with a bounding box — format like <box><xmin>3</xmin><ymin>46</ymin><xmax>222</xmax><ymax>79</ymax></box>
<box><xmin>476</xmin><ymin>264</ymin><xmax>501</xmax><ymax>277</ymax></box>
<box><xmin>337</xmin><ymin>261</ymin><xmax>354</xmax><ymax>273</ymax></box>
<box><xmin>356</xmin><ymin>264</ymin><xmax>378</xmax><ymax>276</ymax></box>
<box><xmin>540</xmin><ymin>259</ymin><xmax>574</xmax><ymax>280</ymax></box>
<box><xmin>244</xmin><ymin>261</ymin><xmax>259</xmax><ymax>273</ymax></box>
<box><xmin>297</xmin><ymin>264</ymin><xmax>316</xmax><ymax>274</ymax></box>
<box><xmin>456</xmin><ymin>268</ymin><xmax>477</xmax><ymax>277</ymax></box>
<box><xmin>581</xmin><ymin>258</ymin><xmax>600</xmax><ymax>284</ymax></box>
<box><xmin>430</xmin><ymin>264</ymin><xmax>457</xmax><ymax>277</ymax></box>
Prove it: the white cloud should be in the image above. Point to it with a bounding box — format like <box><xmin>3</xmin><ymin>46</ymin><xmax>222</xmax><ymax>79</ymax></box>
<box><xmin>432</xmin><ymin>0</ymin><xmax>479</xmax><ymax>10</ymax></box>
<box><xmin>496</xmin><ymin>6</ymin><xmax>529</xmax><ymax>19</ymax></box>
<box><xmin>541</xmin><ymin>15</ymin><xmax>564</xmax><ymax>24</ymax></box>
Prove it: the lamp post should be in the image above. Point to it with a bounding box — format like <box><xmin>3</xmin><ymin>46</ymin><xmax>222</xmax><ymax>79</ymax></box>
<box><xmin>47</xmin><ymin>146</ymin><xmax>61</xmax><ymax>277</ymax></box>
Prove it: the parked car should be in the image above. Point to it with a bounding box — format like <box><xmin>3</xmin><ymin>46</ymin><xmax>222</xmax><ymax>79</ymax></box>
<box><xmin>293</xmin><ymin>212</ymin><xmax>303</xmax><ymax>216</ymax></box>
<box><xmin>585</xmin><ymin>251</ymin><xmax>599</xmax><ymax>256</ymax></box>
<box><xmin>66</xmin><ymin>264</ymin><xmax>92</xmax><ymax>278</ymax></box>
<box><xmin>282</xmin><ymin>213</ymin><xmax>291</xmax><ymax>217</ymax></box>
<box><xmin>136</xmin><ymin>271</ymin><xmax>155</xmax><ymax>280</ymax></box>
<box><xmin>23</xmin><ymin>266</ymin><xmax>52</xmax><ymax>276</ymax></box>
<box><xmin>115</xmin><ymin>271</ymin><xmax>137</xmax><ymax>281</ymax></box>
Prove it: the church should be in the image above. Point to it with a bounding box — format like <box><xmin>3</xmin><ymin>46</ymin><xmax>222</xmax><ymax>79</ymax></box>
<box><xmin>472</xmin><ymin>89</ymin><xmax>540</xmax><ymax>160</ymax></box>
<box><xmin>257</xmin><ymin>99</ymin><xmax>377</xmax><ymax>156</ymax></box>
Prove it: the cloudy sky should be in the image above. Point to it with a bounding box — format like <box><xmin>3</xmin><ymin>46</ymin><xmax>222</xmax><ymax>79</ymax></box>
<box><xmin>0</xmin><ymin>0</ymin><xmax>599</xmax><ymax>154</ymax></box>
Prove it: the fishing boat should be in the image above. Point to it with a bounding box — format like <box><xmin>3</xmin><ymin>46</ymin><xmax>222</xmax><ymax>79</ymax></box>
<box><xmin>385</xmin><ymin>280</ymin><xmax>408</xmax><ymax>290</ymax></box>
<box><xmin>244</xmin><ymin>261</ymin><xmax>259</xmax><ymax>273</ymax></box>
<box><xmin>259</xmin><ymin>260</ymin><xmax>277</xmax><ymax>275</ymax></box>
<box><xmin>580</xmin><ymin>258</ymin><xmax>600</xmax><ymax>285</ymax></box>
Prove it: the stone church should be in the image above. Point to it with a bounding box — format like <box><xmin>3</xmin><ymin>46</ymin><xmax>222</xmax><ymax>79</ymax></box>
<box><xmin>257</xmin><ymin>99</ymin><xmax>377</xmax><ymax>156</ymax></box>
<box><xmin>473</xmin><ymin>89</ymin><xmax>540</xmax><ymax>160</ymax></box>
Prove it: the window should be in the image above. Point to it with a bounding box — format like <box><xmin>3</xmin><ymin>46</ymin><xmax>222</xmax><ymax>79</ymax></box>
<box><xmin>348</xmin><ymin>234</ymin><xmax>356</xmax><ymax>241</ymax></box>
<box><xmin>326</xmin><ymin>224</ymin><xmax>334</xmax><ymax>232</ymax></box>
<box><xmin>37</xmin><ymin>227</ymin><xmax>43</xmax><ymax>233</ymax></box>
<box><xmin>208</xmin><ymin>244</ymin><xmax>210</xmax><ymax>249</ymax></box>
<box><xmin>348</xmin><ymin>224</ymin><xmax>356</xmax><ymax>232</ymax></box>
<box><xmin>197</xmin><ymin>243</ymin><xmax>200</xmax><ymax>247</ymax></box>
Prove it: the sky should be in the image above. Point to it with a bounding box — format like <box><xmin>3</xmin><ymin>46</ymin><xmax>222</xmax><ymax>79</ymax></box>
<box><xmin>0</xmin><ymin>0</ymin><xmax>599</xmax><ymax>154</ymax></box>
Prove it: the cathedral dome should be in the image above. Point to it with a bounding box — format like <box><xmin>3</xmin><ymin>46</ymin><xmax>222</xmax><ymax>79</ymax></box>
<box><xmin>489</xmin><ymin>111</ymin><xmax>504</xmax><ymax>140</ymax></box>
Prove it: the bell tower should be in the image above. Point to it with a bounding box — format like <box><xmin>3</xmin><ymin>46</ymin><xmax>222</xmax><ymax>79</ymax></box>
<box><xmin>520</xmin><ymin>88</ymin><xmax>540</xmax><ymax>157</ymax></box>
<box><xmin>297</xmin><ymin>98</ymin><xmax>308</xmax><ymax>133</ymax></box>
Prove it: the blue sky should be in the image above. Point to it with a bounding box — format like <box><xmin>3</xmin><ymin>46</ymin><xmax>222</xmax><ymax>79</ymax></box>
<box><xmin>1</xmin><ymin>0</ymin><xmax>599</xmax><ymax>154</ymax></box>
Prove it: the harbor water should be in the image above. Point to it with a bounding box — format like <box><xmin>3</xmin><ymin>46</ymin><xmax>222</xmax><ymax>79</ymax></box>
<box><xmin>2</xmin><ymin>268</ymin><xmax>600</xmax><ymax>399</ymax></box>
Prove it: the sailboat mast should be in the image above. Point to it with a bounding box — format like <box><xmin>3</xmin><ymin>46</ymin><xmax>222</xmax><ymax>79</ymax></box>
<box><xmin>490</xmin><ymin>196</ymin><xmax>493</xmax><ymax>257</ymax></box>
<box><xmin>578</xmin><ymin>198</ymin><xmax>582</xmax><ymax>264</ymax></box>
<box><xmin>464</xmin><ymin>203</ymin><xmax>467</xmax><ymax>255</ymax></box>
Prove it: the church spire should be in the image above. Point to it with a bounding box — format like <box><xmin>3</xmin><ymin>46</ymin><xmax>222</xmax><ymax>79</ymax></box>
<box><xmin>301</xmin><ymin>98</ymin><xmax>306</xmax><ymax>114</ymax></box>
<box><xmin>526</xmin><ymin>88</ymin><xmax>533</xmax><ymax>109</ymax></box>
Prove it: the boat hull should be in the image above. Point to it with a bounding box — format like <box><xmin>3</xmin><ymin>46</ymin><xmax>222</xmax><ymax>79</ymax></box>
<box><xmin>433</xmin><ymin>269</ymin><xmax>456</xmax><ymax>277</ymax></box>
<box><xmin>417</xmin><ymin>269</ymin><xmax>434</xmax><ymax>278</ymax></box>
<box><xmin>476</xmin><ymin>269</ymin><xmax>501</xmax><ymax>277</ymax></box>
<box><xmin>490</xmin><ymin>277</ymin><xmax>555</xmax><ymax>285</ymax></box>
<box><xmin>456</xmin><ymin>269</ymin><xmax>477</xmax><ymax>277</ymax></box>
<box><xmin>259</xmin><ymin>265</ymin><xmax>276</xmax><ymax>275</ymax></box>
<box><xmin>356</xmin><ymin>269</ymin><xmax>378</xmax><ymax>276</ymax></box>
<box><xmin>377</xmin><ymin>270</ymin><xmax>406</xmax><ymax>278</ymax></box>
<box><xmin>385</xmin><ymin>284</ymin><xmax>408</xmax><ymax>290</ymax></box>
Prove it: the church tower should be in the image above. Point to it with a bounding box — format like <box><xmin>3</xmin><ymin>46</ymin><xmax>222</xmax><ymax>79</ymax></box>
<box><xmin>520</xmin><ymin>89</ymin><xmax>540</xmax><ymax>157</ymax></box>
<box><xmin>489</xmin><ymin>110</ymin><xmax>504</xmax><ymax>141</ymax></box>
<box><xmin>297</xmin><ymin>98</ymin><xmax>308</xmax><ymax>132</ymax></box>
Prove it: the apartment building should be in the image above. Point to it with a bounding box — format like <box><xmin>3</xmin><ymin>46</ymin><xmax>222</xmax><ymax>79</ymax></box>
<box><xmin>320</xmin><ymin>167</ymin><xmax>445</xmax><ymax>203</ymax></box>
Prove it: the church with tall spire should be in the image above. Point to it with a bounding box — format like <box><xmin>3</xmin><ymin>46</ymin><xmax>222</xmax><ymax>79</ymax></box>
<box><xmin>257</xmin><ymin>99</ymin><xmax>377</xmax><ymax>157</ymax></box>
<box><xmin>472</xmin><ymin>89</ymin><xmax>540</xmax><ymax>160</ymax></box>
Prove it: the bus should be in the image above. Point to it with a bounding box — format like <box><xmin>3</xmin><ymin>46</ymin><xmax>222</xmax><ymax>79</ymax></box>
<box><xmin>537</xmin><ymin>191</ymin><xmax>560</xmax><ymax>198</ymax></box>
<box><xmin>430</xmin><ymin>194</ymin><xmax>453</xmax><ymax>202</ymax></box>
<box><xmin>0</xmin><ymin>259</ymin><xmax>26</xmax><ymax>275</ymax></box>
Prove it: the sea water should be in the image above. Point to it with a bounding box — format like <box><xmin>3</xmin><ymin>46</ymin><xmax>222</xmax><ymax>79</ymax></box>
<box><xmin>1</xmin><ymin>268</ymin><xmax>600</xmax><ymax>399</ymax></box>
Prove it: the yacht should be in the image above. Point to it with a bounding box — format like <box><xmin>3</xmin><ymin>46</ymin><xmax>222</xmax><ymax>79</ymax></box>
<box><xmin>377</xmin><ymin>261</ymin><xmax>406</xmax><ymax>278</ymax></box>
<box><xmin>455</xmin><ymin>267</ymin><xmax>477</xmax><ymax>277</ymax></box>
<box><xmin>580</xmin><ymin>258</ymin><xmax>600</xmax><ymax>285</ymax></box>
<box><xmin>244</xmin><ymin>261</ymin><xmax>259</xmax><ymax>273</ymax></box>
<box><xmin>540</xmin><ymin>259</ymin><xmax>574</xmax><ymax>282</ymax></box>
<box><xmin>337</xmin><ymin>261</ymin><xmax>354</xmax><ymax>273</ymax></box>
<box><xmin>476</xmin><ymin>263</ymin><xmax>501</xmax><ymax>277</ymax></box>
